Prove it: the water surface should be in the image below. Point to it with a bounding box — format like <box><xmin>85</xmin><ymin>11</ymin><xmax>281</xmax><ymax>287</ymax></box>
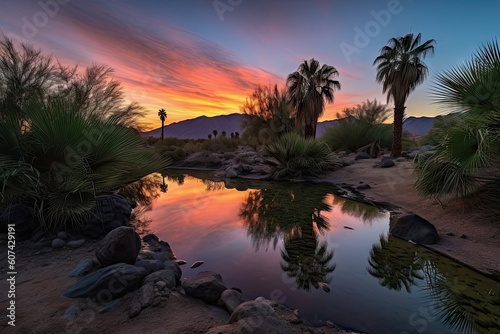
<box><xmin>134</xmin><ymin>172</ymin><xmax>500</xmax><ymax>334</ymax></box>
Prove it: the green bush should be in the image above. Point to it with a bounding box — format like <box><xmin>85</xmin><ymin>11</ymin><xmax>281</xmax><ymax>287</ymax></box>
<box><xmin>0</xmin><ymin>99</ymin><xmax>169</xmax><ymax>232</ymax></box>
<box><xmin>321</xmin><ymin>118</ymin><xmax>394</xmax><ymax>152</ymax></box>
<box><xmin>265</xmin><ymin>132</ymin><xmax>340</xmax><ymax>179</ymax></box>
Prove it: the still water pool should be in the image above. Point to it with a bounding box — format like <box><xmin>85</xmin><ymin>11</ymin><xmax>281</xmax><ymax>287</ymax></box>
<box><xmin>136</xmin><ymin>172</ymin><xmax>500</xmax><ymax>334</ymax></box>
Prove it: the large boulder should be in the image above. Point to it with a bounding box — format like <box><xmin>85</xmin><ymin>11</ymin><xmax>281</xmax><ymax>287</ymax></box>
<box><xmin>64</xmin><ymin>263</ymin><xmax>147</xmax><ymax>300</ymax></box>
<box><xmin>96</xmin><ymin>226</ymin><xmax>141</xmax><ymax>266</ymax></box>
<box><xmin>0</xmin><ymin>204</ymin><xmax>37</xmax><ymax>238</ymax></box>
<box><xmin>391</xmin><ymin>214</ymin><xmax>439</xmax><ymax>244</ymax></box>
<box><xmin>82</xmin><ymin>194</ymin><xmax>132</xmax><ymax>238</ymax></box>
<box><xmin>182</xmin><ymin>271</ymin><xmax>227</xmax><ymax>304</ymax></box>
<box><xmin>206</xmin><ymin>298</ymin><xmax>295</xmax><ymax>334</ymax></box>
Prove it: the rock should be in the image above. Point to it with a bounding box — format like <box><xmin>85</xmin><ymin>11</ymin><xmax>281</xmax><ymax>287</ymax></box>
<box><xmin>64</xmin><ymin>263</ymin><xmax>147</xmax><ymax>299</ymax></box>
<box><xmin>190</xmin><ymin>260</ymin><xmax>204</xmax><ymax>269</ymax></box>
<box><xmin>138</xmin><ymin>282</ymin><xmax>155</xmax><ymax>308</ymax></box>
<box><xmin>95</xmin><ymin>226</ymin><xmax>141</xmax><ymax>267</ymax></box>
<box><xmin>396</xmin><ymin>157</ymin><xmax>406</xmax><ymax>162</ymax></box>
<box><xmin>135</xmin><ymin>259</ymin><xmax>164</xmax><ymax>274</ymax></box>
<box><xmin>354</xmin><ymin>152</ymin><xmax>370</xmax><ymax>160</ymax></box>
<box><xmin>68</xmin><ymin>258</ymin><xmax>96</xmax><ymax>277</ymax></box>
<box><xmin>155</xmin><ymin>281</ymin><xmax>167</xmax><ymax>291</ymax></box>
<box><xmin>67</xmin><ymin>239</ymin><xmax>86</xmax><ymax>248</ymax></box>
<box><xmin>391</xmin><ymin>214</ymin><xmax>439</xmax><ymax>244</ymax></box>
<box><xmin>175</xmin><ymin>259</ymin><xmax>187</xmax><ymax>266</ymax></box>
<box><xmin>82</xmin><ymin>194</ymin><xmax>132</xmax><ymax>238</ymax></box>
<box><xmin>356</xmin><ymin>183</ymin><xmax>371</xmax><ymax>190</ymax></box>
<box><xmin>226</xmin><ymin>167</ymin><xmax>238</xmax><ymax>178</ymax></box>
<box><xmin>163</xmin><ymin>260</ymin><xmax>182</xmax><ymax>282</ymax></box>
<box><xmin>57</xmin><ymin>231</ymin><xmax>68</xmax><ymax>240</ymax></box>
<box><xmin>318</xmin><ymin>282</ymin><xmax>330</xmax><ymax>292</ymax></box>
<box><xmin>229</xmin><ymin>299</ymin><xmax>277</xmax><ymax>323</ymax></box>
<box><xmin>0</xmin><ymin>203</ymin><xmax>37</xmax><ymax>238</ymax></box>
<box><xmin>142</xmin><ymin>233</ymin><xmax>159</xmax><ymax>243</ymax></box>
<box><xmin>143</xmin><ymin>264</ymin><xmax>181</xmax><ymax>289</ymax></box>
<box><xmin>380</xmin><ymin>158</ymin><xmax>395</xmax><ymax>168</ymax></box>
<box><xmin>182</xmin><ymin>271</ymin><xmax>227</xmax><ymax>304</ymax></box>
<box><xmin>206</xmin><ymin>316</ymin><xmax>295</xmax><ymax>334</ymax></box>
<box><xmin>128</xmin><ymin>302</ymin><xmax>142</xmax><ymax>318</ymax></box>
<box><xmin>52</xmin><ymin>238</ymin><xmax>67</xmax><ymax>248</ymax></box>
<box><xmin>220</xmin><ymin>289</ymin><xmax>245</xmax><ymax>314</ymax></box>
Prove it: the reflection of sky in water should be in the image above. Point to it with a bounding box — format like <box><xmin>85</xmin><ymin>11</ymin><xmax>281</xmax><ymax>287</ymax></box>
<box><xmin>147</xmin><ymin>175</ymin><xmax>500</xmax><ymax>334</ymax></box>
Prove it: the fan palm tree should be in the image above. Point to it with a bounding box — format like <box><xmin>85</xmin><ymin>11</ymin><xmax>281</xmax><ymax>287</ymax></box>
<box><xmin>287</xmin><ymin>58</ymin><xmax>341</xmax><ymax>138</ymax></box>
<box><xmin>158</xmin><ymin>108</ymin><xmax>167</xmax><ymax>141</ymax></box>
<box><xmin>212</xmin><ymin>129</ymin><xmax>218</xmax><ymax>139</ymax></box>
<box><xmin>208</xmin><ymin>134</ymin><xmax>212</xmax><ymax>139</ymax></box>
<box><xmin>374</xmin><ymin>33</ymin><xmax>435</xmax><ymax>156</ymax></box>
<box><xmin>415</xmin><ymin>40</ymin><xmax>500</xmax><ymax>209</ymax></box>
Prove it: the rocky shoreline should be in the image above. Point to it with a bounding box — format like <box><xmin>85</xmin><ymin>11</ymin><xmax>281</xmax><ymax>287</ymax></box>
<box><xmin>0</xmin><ymin>190</ymin><xmax>358</xmax><ymax>333</ymax></box>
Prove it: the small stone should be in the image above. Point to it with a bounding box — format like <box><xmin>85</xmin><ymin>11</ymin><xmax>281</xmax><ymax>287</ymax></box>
<box><xmin>190</xmin><ymin>260</ymin><xmax>204</xmax><ymax>269</ymax></box>
<box><xmin>51</xmin><ymin>238</ymin><xmax>66</xmax><ymax>249</ymax></box>
<box><xmin>128</xmin><ymin>302</ymin><xmax>142</xmax><ymax>318</ymax></box>
<box><xmin>356</xmin><ymin>183</ymin><xmax>371</xmax><ymax>190</ymax></box>
<box><xmin>175</xmin><ymin>259</ymin><xmax>187</xmax><ymax>266</ymax></box>
<box><xmin>460</xmin><ymin>234</ymin><xmax>467</xmax><ymax>239</ymax></box>
<box><xmin>318</xmin><ymin>282</ymin><xmax>331</xmax><ymax>292</ymax></box>
<box><xmin>57</xmin><ymin>231</ymin><xmax>68</xmax><ymax>240</ymax></box>
<box><xmin>67</xmin><ymin>239</ymin><xmax>86</xmax><ymax>248</ymax></box>
<box><xmin>155</xmin><ymin>281</ymin><xmax>167</xmax><ymax>291</ymax></box>
<box><xmin>380</xmin><ymin>159</ymin><xmax>395</xmax><ymax>168</ymax></box>
<box><xmin>290</xmin><ymin>318</ymin><xmax>303</xmax><ymax>325</ymax></box>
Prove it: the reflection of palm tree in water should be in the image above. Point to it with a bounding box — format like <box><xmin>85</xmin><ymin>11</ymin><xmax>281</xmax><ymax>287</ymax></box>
<box><xmin>239</xmin><ymin>183</ymin><xmax>336</xmax><ymax>291</ymax></box>
<box><xmin>280</xmin><ymin>221</ymin><xmax>335</xmax><ymax>291</ymax></box>
<box><xmin>367</xmin><ymin>235</ymin><xmax>425</xmax><ymax>293</ymax></box>
<box><xmin>160</xmin><ymin>176</ymin><xmax>168</xmax><ymax>193</ymax></box>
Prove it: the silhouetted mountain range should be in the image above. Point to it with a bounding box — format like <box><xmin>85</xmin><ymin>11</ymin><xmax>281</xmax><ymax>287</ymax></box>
<box><xmin>142</xmin><ymin>114</ymin><xmax>436</xmax><ymax>139</ymax></box>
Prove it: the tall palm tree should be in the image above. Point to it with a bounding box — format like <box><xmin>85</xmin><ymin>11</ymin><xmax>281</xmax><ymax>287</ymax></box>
<box><xmin>208</xmin><ymin>134</ymin><xmax>212</xmax><ymax>139</ymax></box>
<box><xmin>287</xmin><ymin>58</ymin><xmax>341</xmax><ymax>138</ymax></box>
<box><xmin>158</xmin><ymin>108</ymin><xmax>167</xmax><ymax>141</ymax></box>
<box><xmin>374</xmin><ymin>33</ymin><xmax>435</xmax><ymax>156</ymax></box>
<box><xmin>212</xmin><ymin>129</ymin><xmax>218</xmax><ymax>139</ymax></box>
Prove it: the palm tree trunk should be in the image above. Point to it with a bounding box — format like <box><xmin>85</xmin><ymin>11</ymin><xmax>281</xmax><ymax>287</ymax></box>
<box><xmin>391</xmin><ymin>106</ymin><xmax>405</xmax><ymax>157</ymax></box>
<box><xmin>161</xmin><ymin>120</ymin><xmax>164</xmax><ymax>141</ymax></box>
<box><xmin>304</xmin><ymin>123</ymin><xmax>314</xmax><ymax>139</ymax></box>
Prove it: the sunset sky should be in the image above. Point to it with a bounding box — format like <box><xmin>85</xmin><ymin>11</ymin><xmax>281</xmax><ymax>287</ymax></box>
<box><xmin>1</xmin><ymin>0</ymin><xmax>498</xmax><ymax>130</ymax></box>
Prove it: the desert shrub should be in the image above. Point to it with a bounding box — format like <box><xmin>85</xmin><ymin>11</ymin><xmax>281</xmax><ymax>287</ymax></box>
<box><xmin>265</xmin><ymin>132</ymin><xmax>340</xmax><ymax>179</ymax></box>
<box><xmin>0</xmin><ymin>99</ymin><xmax>169</xmax><ymax>232</ymax></box>
<box><xmin>321</xmin><ymin>118</ymin><xmax>394</xmax><ymax>152</ymax></box>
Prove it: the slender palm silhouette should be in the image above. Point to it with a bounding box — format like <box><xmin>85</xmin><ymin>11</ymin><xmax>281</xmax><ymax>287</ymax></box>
<box><xmin>158</xmin><ymin>108</ymin><xmax>167</xmax><ymax>141</ymax></box>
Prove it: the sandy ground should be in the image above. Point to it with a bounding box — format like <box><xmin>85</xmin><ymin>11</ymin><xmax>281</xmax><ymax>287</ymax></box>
<box><xmin>1</xmin><ymin>158</ymin><xmax>498</xmax><ymax>333</ymax></box>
